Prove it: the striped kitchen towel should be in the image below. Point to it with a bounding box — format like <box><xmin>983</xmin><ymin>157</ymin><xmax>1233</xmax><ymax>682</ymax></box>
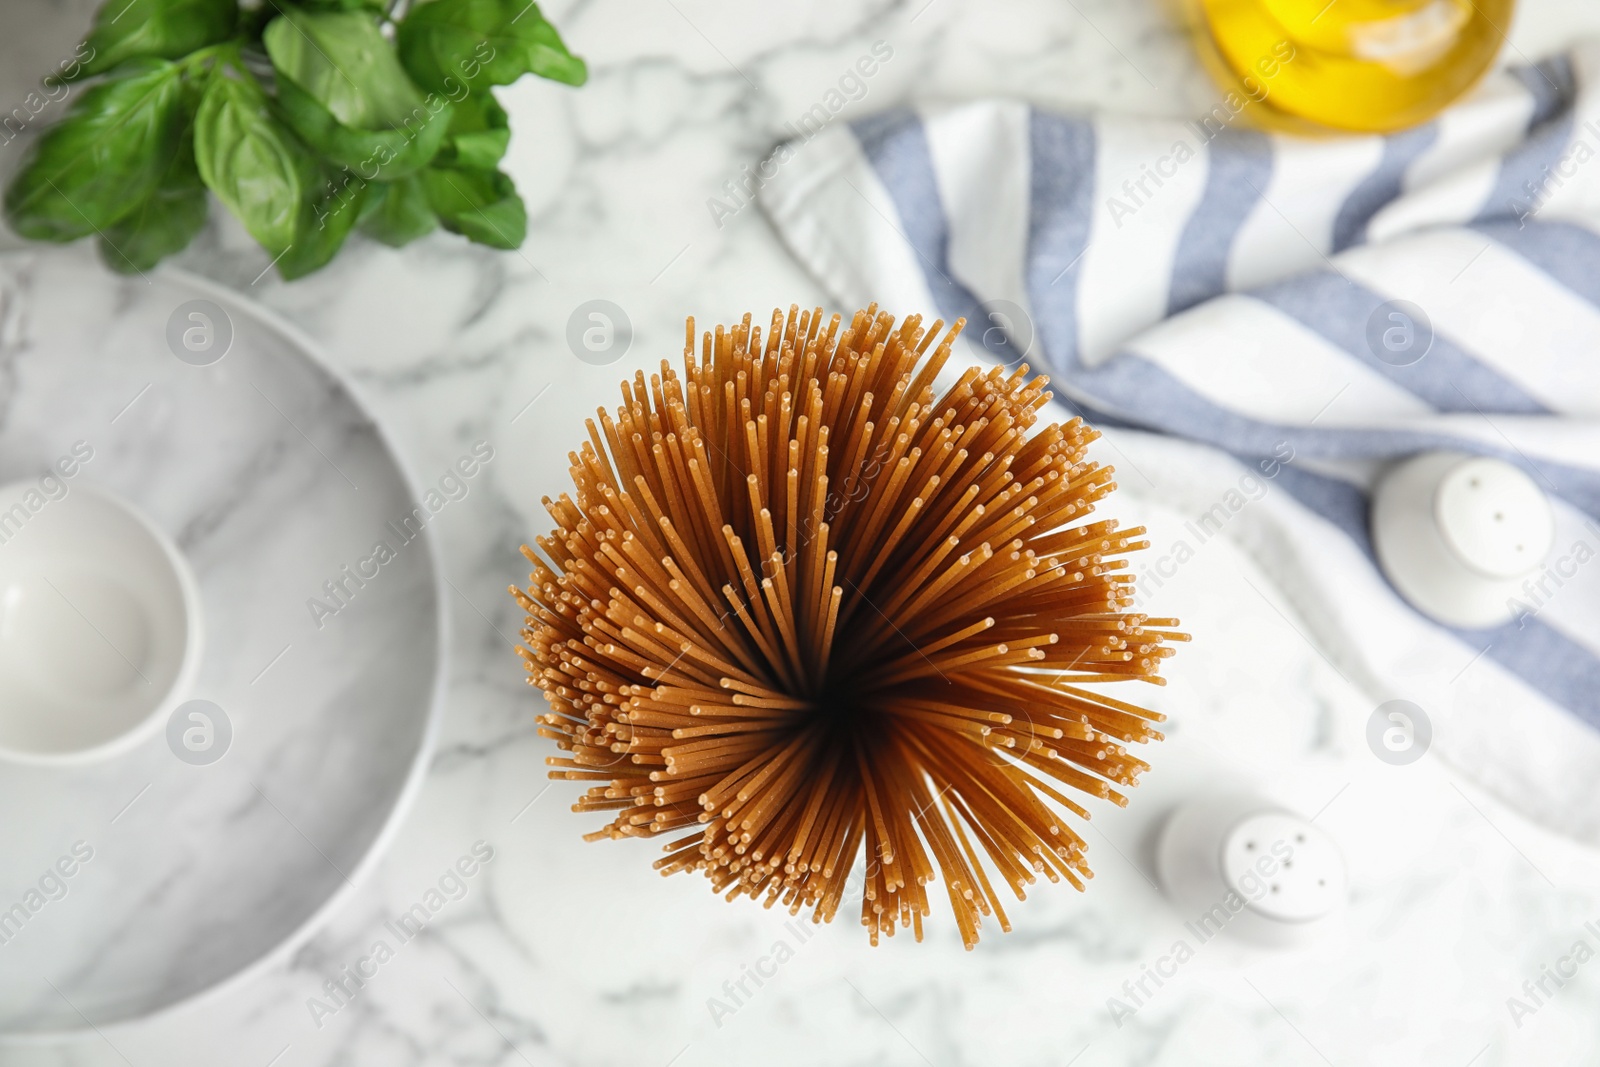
<box><xmin>759</xmin><ymin>45</ymin><xmax>1600</xmax><ymax>844</ymax></box>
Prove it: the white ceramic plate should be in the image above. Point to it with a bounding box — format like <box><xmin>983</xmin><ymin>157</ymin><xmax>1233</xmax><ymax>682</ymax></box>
<box><xmin>0</xmin><ymin>248</ymin><xmax>446</xmax><ymax>1034</ymax></box>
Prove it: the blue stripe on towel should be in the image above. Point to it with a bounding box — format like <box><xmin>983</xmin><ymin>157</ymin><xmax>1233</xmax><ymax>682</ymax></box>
<box><xmin>1076</xmin><ymin>347</ymin><xmax>1600</xmax><ymax>517</ymax></box>
<box><xmin>1472</xmin><ymin>218</ymin><xmax>1600</xmax><ymax>312</ymax></box>
<box><xmin>1025</xmin><ymin>112</ymin><xmax>1097</xmax><ymax>369</ymax></box>
<box><xmin>1474</xmin><ymin>111</ymin><xmax>1576</xmax><ymax>224</ymax></box>
<box><xmin>851</xmin><ymin>111</ymin><xmax>960</xmax><ymax>296</ymax></box>
<box><xmin>852</xmin><ymin>110</ymin><xmax>1036</xmax><ymax>370</ymax></box>
<box><xmin>1464</xmin><ymin>614</ymin><xmax>1600</xmax><ymax>730</ymax></box>
<box><xmin>1168</xmin><ymin>128</ymin><xmax>1273</xmax><ymax>315</ymax></box>
<box><xmin>1250</xmin><ymin>274</ymin><xmax>1549</xmax><ymax>414</ymax></box>
<box><xmin>1332</xmin><ymin>123</ymin><xmax>1439</xmax><ymax>252</ymax></box>
<box><xmin>1511</xmin><ymin>55</ymin><xmax>1578</xmax><ymax>129</ymax></box>
<box><xmin>1470</xmin><ymin>58</ymin><xmax>1576</xmax><ymax>226</ymax></box>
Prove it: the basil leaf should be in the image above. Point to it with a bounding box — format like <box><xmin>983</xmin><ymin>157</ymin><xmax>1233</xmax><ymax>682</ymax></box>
<box><xmin>75</xmin><ymin>0</ymin><xmax>237</xmax><ymax>80</ymax></box>
<box><xmin>421</xmin><ymin>165</ymin><xmax>524</xmax><ymax>249</ymax></box>
<box><xmin>397</xmin><ymin>0</ymin><xmax>587</xmax><ymax>95</ymax></box>
<box><xmin>360</xmin><ymin>176</ymin><xmax>438</xmax><ymax>247</ymax></box>
<box><xmin>435</xmin><ymin>91</ymin><xmax>508</xmax><ymax>170</ymax></box>
<box><xmin>98</xmin><ymin>135</ymin><xmax>207</xmax><ymax>273</ymax></box>
<box><xmin>194</xmin><ymin>71</ymin><xmax>314</xmax><ymax>254</ymax></box>
<box><xmin>264</xmin><ymin>10</ymin><xmax>427</xmax><ymax>129</ymax></box>
<box><xmin>278</xmin><ymin>170</ymin><xmax>368</xmax><ymax>280</ymax></box>
<box><xmin>273</xmin><ymin>76</ymin><xmax>453</xmax><ymax>180</ymax></box>
<box><xmin>3</xmin><ymin>60</ymin><xmax>184</xmax><ymax>242</ymax></box>
<box><xmin>265</xmin><ymin>10</ymin><xmax>453</xmax><ymax>179</ymax></box>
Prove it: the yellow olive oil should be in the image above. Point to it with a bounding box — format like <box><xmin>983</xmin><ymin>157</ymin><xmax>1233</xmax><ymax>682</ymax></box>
<box><xmin>1193</xmin><ymin>0</ymin><xmax>1515</xmax><ymax>132</ymax></box>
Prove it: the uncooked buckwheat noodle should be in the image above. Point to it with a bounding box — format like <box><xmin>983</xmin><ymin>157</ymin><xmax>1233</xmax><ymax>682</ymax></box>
<box><xmin>512</xmin><ymin>305</ymin><xmax>1186</xmax><ymax>948</ymax></box>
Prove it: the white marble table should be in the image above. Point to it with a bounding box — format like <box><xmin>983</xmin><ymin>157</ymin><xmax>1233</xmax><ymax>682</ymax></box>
<box><xmin>7</xmin><ymin>0</ymin><xmax>1600</xmax><ymax>1064</ymax></box>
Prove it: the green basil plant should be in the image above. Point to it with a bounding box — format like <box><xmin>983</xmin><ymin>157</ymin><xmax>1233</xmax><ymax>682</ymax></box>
<box><xmin>3</xmin><ymin>0</ymin><xmax>585</xmax><ymax>279</ymax></box>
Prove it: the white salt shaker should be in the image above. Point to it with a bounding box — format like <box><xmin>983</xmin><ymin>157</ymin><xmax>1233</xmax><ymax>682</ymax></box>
<box><xmin>1371</xmin><ymin>451</ymin><xmax>1555</xmax><ymax>629</ymax></box>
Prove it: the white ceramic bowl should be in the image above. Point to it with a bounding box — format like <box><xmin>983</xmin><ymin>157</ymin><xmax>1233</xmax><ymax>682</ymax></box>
<box><xmin>0</xmin><ymin>482</ymin><xmax>203</xmax><ymax>764</ymax></box>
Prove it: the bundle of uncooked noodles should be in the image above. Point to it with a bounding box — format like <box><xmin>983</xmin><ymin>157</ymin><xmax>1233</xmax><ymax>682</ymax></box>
<box><xmin>513</xmin><ymin>305</ymin><xmax>1185</xmax><ymax>947</ymax></box>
